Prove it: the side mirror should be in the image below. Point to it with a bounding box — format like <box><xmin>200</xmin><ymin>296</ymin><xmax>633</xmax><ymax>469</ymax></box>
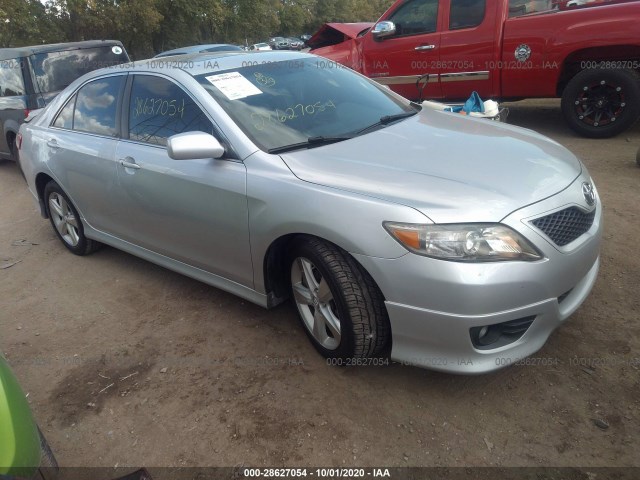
<box><xmin>372</xmin><ymin>21</ymin><xmax>396</xmax><ymax>40</ymax></box>
<box><xmin>167</xmin><ymin>131</ymin><xmax>225</xmax><ymax>160</ymax></box>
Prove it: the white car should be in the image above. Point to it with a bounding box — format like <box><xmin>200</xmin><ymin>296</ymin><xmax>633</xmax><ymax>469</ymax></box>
<box><xmin>250</xmin><ymin>43</ymin><xmax>272</xmax><ymax>51</ymax></box>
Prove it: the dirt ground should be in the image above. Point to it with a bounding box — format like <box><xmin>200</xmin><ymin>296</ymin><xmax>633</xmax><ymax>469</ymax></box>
<box><xmin>1</xmin><ymin>99</ymin><xmax>639</xmax><ymax>469</ymax></box>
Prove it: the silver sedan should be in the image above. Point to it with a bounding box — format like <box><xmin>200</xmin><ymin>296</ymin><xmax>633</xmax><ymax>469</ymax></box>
<box><xmin>17</xmin><ymin>51</ymin><xmax>602</xmax><ymax>373</ymax></box>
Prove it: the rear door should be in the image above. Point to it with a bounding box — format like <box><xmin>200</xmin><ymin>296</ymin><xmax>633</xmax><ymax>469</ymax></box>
<box><xmin>45</xmin><ymin>74</ymin><xmax>126</xmax><ymax>231</ymax></box>
<box><xmin>361</xmin><ymin>0</ymin><xmax>444</xmax><ymax>100</ymax></box>
<box><xmin>111</xmin><ymin>74</ymin><xmax>252</xmax><ymax>286</ymax></box>
<box><xmin>438</xmin><ymin>0</ymin><xmax>499</xmax><ymax>100</ymax></box>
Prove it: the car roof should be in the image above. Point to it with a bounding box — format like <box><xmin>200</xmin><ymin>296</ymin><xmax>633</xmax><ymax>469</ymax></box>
<box><xmin>0</xmin><ymin>40</ymin><xmax>124</xmax><ymax>61</ymax></box>
<box><xmin>154</xmin><ymin>44</ymin><xmax>241</xmax><ymax>58</ymax></box>
<box><xmin>101</xmin><ymin>51</ymin><xmax>310</xmax><ymax>78</ymax></box>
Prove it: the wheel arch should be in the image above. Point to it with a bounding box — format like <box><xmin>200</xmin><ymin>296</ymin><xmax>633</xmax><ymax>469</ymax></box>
<box><xmin>556</xmin><ymin>45</ymin><xmax>640</xmax><ymax>96</ymax></box>
<box><xmin>3</xmin><ymin>120</ymin><xmax>21</xmax><ymax>159</ymax></box>
<box><xmin>35</xmin><ymin>172</ymin><xmax>55</xmax><ymax>218</ymax></box>
<box><xmin>262</xmin><ymin>232</ymin><xmax>388</xmax><ymax>309</ymax></box>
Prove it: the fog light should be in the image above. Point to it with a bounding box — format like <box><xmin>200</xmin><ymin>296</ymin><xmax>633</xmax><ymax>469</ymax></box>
<box><xmin>470</xmin><ymin>316</ymin><xmax>536</xmax><ymax>350</ymax></box>
<box><xmin>478</xmin><ymin>326</ymin><xmax>489</xmax><ymax>339</ymax></box>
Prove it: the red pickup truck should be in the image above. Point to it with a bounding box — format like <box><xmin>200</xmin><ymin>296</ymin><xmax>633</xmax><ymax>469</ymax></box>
<box><xmin>308</xmin><ymin>0</ymin><xmax>640</xmax><ymax>138</ymax></box>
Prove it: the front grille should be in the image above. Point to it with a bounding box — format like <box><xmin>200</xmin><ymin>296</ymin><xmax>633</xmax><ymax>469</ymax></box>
<box><xmin>531</xmin><ymin>207</ymin><xmax>596</xmax><ymax>247</ymax></box>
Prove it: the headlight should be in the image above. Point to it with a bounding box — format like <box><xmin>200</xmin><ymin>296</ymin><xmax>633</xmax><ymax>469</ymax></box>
<box><xmin>383</xmin><ymin>222</ymin><xmax>543</xmax><ymax>262</ymax></box>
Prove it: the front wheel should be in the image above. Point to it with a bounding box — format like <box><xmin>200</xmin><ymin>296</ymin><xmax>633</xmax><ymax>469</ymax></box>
<box><xmin>288</xmin><ymin>237</ymin><xmax>390</xmax><ymax>360</ymax></box>
<box><xmin>561</xmin><ymin>68</ymin><xmax>640</xmax><ymax>138</ymax></box>
<box><xmin>44</xmin><ymin>181</ymin><xmax>101</xmax><ymax>256</ymax></box>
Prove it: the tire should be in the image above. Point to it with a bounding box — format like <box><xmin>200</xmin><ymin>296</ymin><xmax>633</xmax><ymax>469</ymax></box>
<box><xmin>7</xmin><ymin>132</ymin><xmax>17</xmax><ymax>161</ymax></box>
<box><xmin>37</xmin><ymin>426</ymin><xmax>59</xmax><ymax>480</ymax></box>
<box><xmin>561</xmin><ymin>68</ymin><xmax>640</xmax><ymax>138</ymax></box>
<box><xmin>43</xmin><ymin>181</ymin><xmax>101</xmax><ymax>256</ymax></box>
<box><xmin>288</xmin><ymin>237</ymin><xmax>390</xmax><ymax>360</ymax></box>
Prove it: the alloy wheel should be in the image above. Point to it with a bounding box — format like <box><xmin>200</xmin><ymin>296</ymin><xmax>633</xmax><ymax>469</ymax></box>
<box><xmin>48</xmin><ymin>193</ymin><xmax>80</xmax><ymax>247</ymax></box>
<box><xmin>574</xmin><ymin>80</ymin><xmax>626</xmax><ymax>128</ymax></box>
<box><xmin>291</xmin><ymin>257</ymin><xmax>342</xmax><ymax>350</ymax></box>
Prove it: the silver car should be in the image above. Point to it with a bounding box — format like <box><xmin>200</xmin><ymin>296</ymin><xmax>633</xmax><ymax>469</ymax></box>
<box><xmin>17</xmin><ymin>52</ymin><xmax>602</xmax><ymax>373</ymax></box>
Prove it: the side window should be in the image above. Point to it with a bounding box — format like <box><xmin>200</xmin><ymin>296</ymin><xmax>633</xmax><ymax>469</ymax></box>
<box><xmin>509</xmin><ymin>0</ymin><xmax>554</xmax><ymax>17</ymax></box>
<box><xmin>128</xmin><ymin>75</ymin><xmax>214</xmax><ymax>146</ymax></box>
<box><xmin>449</xmin><ymin>0</ymin><xmax>486</xmax><ymax>30</ymax></box>
<box><xmin>73</xmin><ymin>76</ymin><xmax>124</xmax><ymax>136</ymax></box>
<box><xmin>389</xmin><ymin>0</ymin><xmax>439</xmax><ymax>36</ymax></box>
<box><xmin>53</xmin><ymin>94</ymin><xmax>77</xmax><ymax>129</ymax></box>
<box><xmin>0</xmin><ymin>59</ymin><xmax>26</xmax><ymax>97</ymax></box>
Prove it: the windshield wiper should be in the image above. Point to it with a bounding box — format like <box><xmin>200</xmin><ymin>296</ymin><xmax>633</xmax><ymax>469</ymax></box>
<box><xmin>356</xmin><ymin>111</ymin><xmax>418</xmax><ymax>136</ymax></box>
<box><xmin>268</xmin><ymin>135</ymin><xmax>353</xmax><ymax>154</ymax></box>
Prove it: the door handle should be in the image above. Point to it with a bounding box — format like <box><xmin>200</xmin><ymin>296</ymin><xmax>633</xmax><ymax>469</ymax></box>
<box><xmin>119</xmin><ymin>159</ymin><xmax>141</xmax><ymax>170</ymax></box>
<box><xmin>47</xmin><ymin>139</ymin><xmax>60</xmax><ymax>149</ymax></box>
<box><xmin>415</xmin><ymin>44</ymin><xmax>436</xmax><ymax>51</ymax></box>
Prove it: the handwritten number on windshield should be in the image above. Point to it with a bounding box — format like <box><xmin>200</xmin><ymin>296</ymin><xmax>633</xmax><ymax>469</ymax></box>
<box><xmin>251</xmin><ymin>100</ymin><xmax>336</xmax><ymax>131</ymax></box>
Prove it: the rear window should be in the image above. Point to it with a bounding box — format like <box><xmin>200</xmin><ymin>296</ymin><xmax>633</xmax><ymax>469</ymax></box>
<box><xmin>0</xmin><ymin>59</ymin><xmax>25</xmax><ymax>97</ymax></box>
<box><xmin>509</xmin><ymin>0</ymin><xmax>555</xmax><ymax>17</ymax></box>
<box><xmin>450</xmin><ymin>0</ymin><xmax>486</xmax><ymax>29</ymax></box>
<box><xmin>204</xmin><ymin>45</ymin><xmax>243</xmax><ymax>52</ymax></box>
<box><xmin>30</xmin><ymin>45</ymin><xmax>129</xmax><ymax>94</ymax></box>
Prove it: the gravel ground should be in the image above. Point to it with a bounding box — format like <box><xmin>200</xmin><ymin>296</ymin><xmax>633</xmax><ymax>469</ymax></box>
<box><xmin>1</xmin><ymin>99</ymin><xmax>639</xmax><ymax>468</ymax></box>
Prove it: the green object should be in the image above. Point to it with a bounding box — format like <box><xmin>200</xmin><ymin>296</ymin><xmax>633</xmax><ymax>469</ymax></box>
<box><xmin>0</xmin><ymin>354</ymin><xmax>40</xmax><ymax>477</ymax></box>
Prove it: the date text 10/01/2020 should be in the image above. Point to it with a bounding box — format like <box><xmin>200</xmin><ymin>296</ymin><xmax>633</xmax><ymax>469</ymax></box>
<box><xmin>243</xmin><ymin>468</ymin><xmax>392</xmax><ymax>477</ymax></box>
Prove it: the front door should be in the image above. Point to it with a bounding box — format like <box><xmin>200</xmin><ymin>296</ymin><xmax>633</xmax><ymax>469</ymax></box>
<box><xmin>112</xmin><ymin>74</ymin><xmax>253</xmax><ymax>287</ymax></box>
<box><xmin>362</xmin><ymin>0</ymin><xmax>444</xmax><ymax>100</ymax></box>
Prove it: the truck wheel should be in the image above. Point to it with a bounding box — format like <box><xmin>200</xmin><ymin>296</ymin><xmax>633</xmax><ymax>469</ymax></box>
<box><xmin>561</xmin><ymin>68</ymin><xmax>640</xmax><ymax>138</ymax></box>
<box><xmin>288</xmin><ymin>237</ymin><xmax>390</xmax><ymax>361</ymax></box>
<box><xmin>7</xmin><ymin>133</ymin><xmax>17</xmax><ymax>161</ymax></box>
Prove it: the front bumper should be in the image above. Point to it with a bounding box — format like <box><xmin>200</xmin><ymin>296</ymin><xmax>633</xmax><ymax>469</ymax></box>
<box><xmin>352</xmin><ymin>174</ymin><xmax>603</xmax><ymax>374</ymax></box>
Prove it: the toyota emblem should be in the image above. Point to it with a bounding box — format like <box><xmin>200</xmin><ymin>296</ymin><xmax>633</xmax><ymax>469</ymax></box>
<box><xmin>582</xmin><ymin>182</ymin><xmax>596</xmax><ymax>206</ymax></box>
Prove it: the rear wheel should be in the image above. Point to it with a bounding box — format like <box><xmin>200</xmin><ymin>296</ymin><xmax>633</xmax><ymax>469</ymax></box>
<box><xmin>561</xmin><ymin>68</ymin><xmax>640</xmax><ymax>138</ymax></box>
<box><xmin>288</xmin><ymin>237</ymin><xmax>390</xmax><ymax>360</ymax></box>
<box><xmin>44</xmin><ymin>181</ymin><xmax>101</xmax><ymax>256</ymax></box>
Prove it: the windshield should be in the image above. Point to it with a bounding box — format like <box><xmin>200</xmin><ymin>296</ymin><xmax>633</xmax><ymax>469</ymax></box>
<box><xmin>30</xmin><ymin>45</ymin><xmax>130</xmax><ymax>94</ymax></box>
<box><xmin>196</xmin><ymin>57</ymin><xmax>415</xmax><ymax>152</ymax></box>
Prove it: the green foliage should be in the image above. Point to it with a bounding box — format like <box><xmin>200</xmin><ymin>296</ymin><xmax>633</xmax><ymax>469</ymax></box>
<box><xmin>0</xmin><ymin>0</ymin><xmax>395</xmax><ymax>57</ymax></box>
<box><xmin>0</xmin><ymin>0</ymin><xmax>62</xmax><ymax>47</ymax></box>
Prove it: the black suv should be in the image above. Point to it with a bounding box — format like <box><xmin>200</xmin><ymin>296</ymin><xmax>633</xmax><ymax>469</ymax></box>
<box><xmin>0</xmin><ymin>40</ymin><xmax>130</xmax><ymax>163</ymax></box>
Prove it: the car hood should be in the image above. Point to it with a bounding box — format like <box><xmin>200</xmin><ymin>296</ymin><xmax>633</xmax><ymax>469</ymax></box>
<box><xmin>307</xmin><ymin>22</ymin><xmax>374</xmax><ymax>49</ymax></box>
<box><xmin>279</xmin><ymin>110</ymin><xmax>582</xmax><ymax>223</ymax></box>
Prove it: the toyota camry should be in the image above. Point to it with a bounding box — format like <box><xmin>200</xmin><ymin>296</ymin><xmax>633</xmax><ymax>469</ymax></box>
<box><xmin>17</xmin><ymin>51</ymin><xmax>602</xmax><ymax>373</ymax></box>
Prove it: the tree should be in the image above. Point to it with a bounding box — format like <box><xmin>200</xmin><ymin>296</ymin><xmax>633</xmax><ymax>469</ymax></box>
<box><xmin>0</xmin><ymin>0</ymin><xmax>61</xmax><ymax>47</ymax></box>
<box><xmin>0</xmin><ymin>0</ymin><xmax>396</xmax><ymax>53</ymax></box>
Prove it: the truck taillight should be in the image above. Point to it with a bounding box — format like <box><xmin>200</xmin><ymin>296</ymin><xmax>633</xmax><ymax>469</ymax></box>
<box><xmin>24</xmin><ymin>109</ymin><xmax>30</xmax><ymax>118</ymax></box>
<box><xmin>16</xmin><ymin>133</ymin><xmax>23</xmax><ymax>151</ymax></box>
